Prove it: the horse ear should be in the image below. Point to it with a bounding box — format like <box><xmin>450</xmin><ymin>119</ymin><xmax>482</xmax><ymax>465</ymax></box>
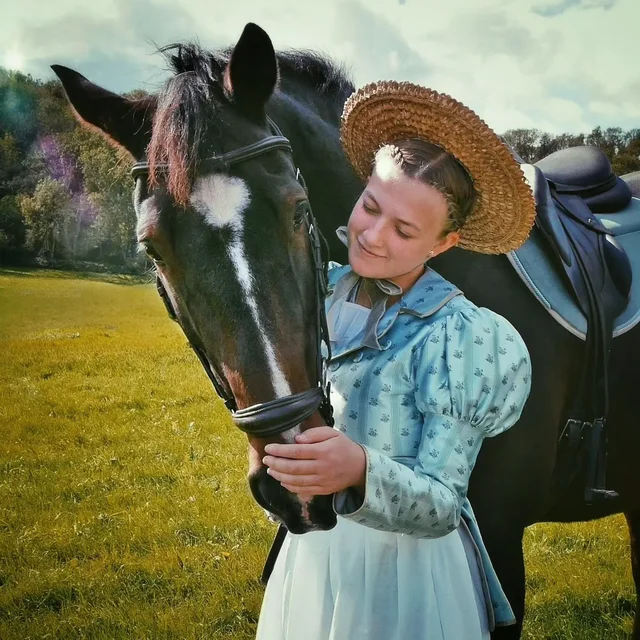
<box><xmin>51</xmin><ymin>64</ymin><xmax>154</xmax><ymax>160</ymax></box>
<box><xmin>224</xmin><ymin>23</ymin><xmax>278</xmax><ymax>118</ymax></box>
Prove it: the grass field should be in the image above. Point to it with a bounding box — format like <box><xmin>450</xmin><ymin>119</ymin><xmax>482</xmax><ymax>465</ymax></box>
<box><xmin>0</xmin><ymin>267</ymin><xmax>636</xmax><ymax>639</ymax></box>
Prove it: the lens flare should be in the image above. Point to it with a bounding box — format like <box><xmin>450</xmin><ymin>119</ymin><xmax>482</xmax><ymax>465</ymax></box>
<box><xmin>3</xmin><ymin>51</ymin><xmax>25</xmax><ymax>71</ymax></box>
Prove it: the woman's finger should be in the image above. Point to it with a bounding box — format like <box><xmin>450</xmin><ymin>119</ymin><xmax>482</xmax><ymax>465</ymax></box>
<box><xmin>263</xmin><ymin>443</ymin><xmax>320</xmax><ymax>459</ymax></box>
<box><xmin>263</xmin><ymin>456</ymin><xmax>317</xmax><ymax>474</ymax></box>
<box><xmin>267</xmin><ymin>468</ymin><xmax>319</xmax><ymax>486</ymax></box>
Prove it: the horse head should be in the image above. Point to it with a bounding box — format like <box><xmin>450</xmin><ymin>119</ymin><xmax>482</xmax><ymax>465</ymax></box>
<box><xmin>52</xmin><ymin>23</ymin><xmax>340</xmax><ymax>534</ymax></box>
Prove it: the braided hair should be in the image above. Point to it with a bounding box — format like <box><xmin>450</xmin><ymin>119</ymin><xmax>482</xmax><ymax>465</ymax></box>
<box><xmin>374</xmin><ymin>139</ymin><xmax>476</xmax><ymax>236</ymax></box>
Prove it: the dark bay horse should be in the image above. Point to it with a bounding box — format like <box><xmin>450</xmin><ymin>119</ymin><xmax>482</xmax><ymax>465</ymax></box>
<box><xmin>53</xmin><ymin>23</ymin><xmax>640</xmax><ymax>639</ymax></box>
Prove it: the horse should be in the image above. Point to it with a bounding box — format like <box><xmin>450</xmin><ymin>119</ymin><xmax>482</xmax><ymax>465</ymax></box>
<box><xmin>52</xmin><ymin>23</ymin><xmax>640</xmax><ymax>639</ymax></box>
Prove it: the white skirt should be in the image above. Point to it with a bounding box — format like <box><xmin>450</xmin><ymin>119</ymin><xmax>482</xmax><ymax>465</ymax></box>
<box><xmin>256</xmin><ymin>516</ymin><xmax>490</xmax><ymax>640</ymax></box>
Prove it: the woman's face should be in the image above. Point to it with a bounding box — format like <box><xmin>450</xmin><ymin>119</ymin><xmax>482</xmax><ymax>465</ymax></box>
<box><xmin>347</xmin><ymin>157</ymin><xmax>459</xmax><ymax>291</ymax></box>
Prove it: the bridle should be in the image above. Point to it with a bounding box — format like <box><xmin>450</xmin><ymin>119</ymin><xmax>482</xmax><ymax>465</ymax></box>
<box><xmin>131</xmin><ymin>118</ymin><xmax>334</xmax><ymax>437</ymax></box>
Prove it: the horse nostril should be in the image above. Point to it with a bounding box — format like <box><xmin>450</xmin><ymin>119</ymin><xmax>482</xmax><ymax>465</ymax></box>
<box><xmin>249</xmin><ymin>468</ymin><xmax>271</xmax><ymax>509</ymax></box>
<box><xmin>249</xmin><ymin>467</ymin><xmax>293</xmax><ymax>517</ymax></box>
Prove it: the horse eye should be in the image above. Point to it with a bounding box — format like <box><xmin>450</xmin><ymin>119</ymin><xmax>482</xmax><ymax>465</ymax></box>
<box><xmin>294</xmin><ymin>202</ymin><xmax>308</xmax><ymax>228</ymax></box>
<box><xmin>141</xmin><ymin>241</ymin><xmax>164</xmax><ymax>264</ymax></box>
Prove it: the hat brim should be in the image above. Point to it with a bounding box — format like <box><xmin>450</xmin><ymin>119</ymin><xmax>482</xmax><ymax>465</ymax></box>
<box><xmin>340</xmin><ymin>81</ymin><xmax>536</xmax><ymax>255</ymax></box>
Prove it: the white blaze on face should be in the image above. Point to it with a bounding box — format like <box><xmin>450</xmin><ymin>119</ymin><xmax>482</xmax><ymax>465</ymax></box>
<box><xmin>191</xmin><ymin>172</ymin><xmax>249</xmax><ymax>230</ymax></box>
<box><xmin>190</xmin><ymin>173</ymin><xmax>292</xmax><ymax>399</ymax></box>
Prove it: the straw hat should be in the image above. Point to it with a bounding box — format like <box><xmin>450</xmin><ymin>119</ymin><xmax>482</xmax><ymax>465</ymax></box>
<box><xmin>340</xmin><ymin>81</ymin><xmax>536</xmax><ymax>254</ymax></box>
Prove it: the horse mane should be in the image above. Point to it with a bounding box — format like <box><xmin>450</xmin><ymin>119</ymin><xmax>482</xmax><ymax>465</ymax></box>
<box><xmin>147</xmin><ymin>41</ymin><xmax>354</xmax><ymax>205</ymax></box>
<box><xmin>275</xmin><ymin>49</ymin><xmax>355</xmax><ymax>105</ymax></box>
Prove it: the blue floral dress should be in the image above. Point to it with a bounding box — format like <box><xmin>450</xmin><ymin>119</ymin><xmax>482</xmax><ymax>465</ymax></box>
<box><xmin>257</xmin><ymin>263</ymin><xmax>532</xmax><ymax>640</ymax></box>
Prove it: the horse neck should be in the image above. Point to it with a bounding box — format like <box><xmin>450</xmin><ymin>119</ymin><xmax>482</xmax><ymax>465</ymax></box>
<box><xmin>268</xmin><ymin>84</ymin><xmax>363</xmax><ymax>263</ymax></box>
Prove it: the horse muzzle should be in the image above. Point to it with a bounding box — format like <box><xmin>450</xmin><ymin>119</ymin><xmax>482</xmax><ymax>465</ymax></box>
<box><xmin>249</xmin><ymin>466</ymin><xmax>337</xmax><ymax>534</ymax></box>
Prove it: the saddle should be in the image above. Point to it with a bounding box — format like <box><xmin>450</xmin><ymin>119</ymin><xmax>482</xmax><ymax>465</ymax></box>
<box><xmin>508</xmin><ymin>146</ymin><xmax>636</xmax><ymax>504</ymax></box>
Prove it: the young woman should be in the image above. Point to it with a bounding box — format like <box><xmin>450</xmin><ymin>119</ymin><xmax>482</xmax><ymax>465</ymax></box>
<box><xmin>256</xmin><ymin>81</ymin><xmax>536</xmax><ymax>640</ymax></box>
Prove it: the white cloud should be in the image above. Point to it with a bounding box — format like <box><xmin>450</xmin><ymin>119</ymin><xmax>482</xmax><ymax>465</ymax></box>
<box><xmin>532</xmin><ymin>0</ymin><xmax>617</xmax><ymax>17</ymax></box>
<box><xmin>589</xmin><ymin>99</ymin><xmax>640</xmax><ymax>122</ymax></box>
<box><xmin>1</xmin><ymin>0</ymin><xmax>638</xmax><ymax>133</ymax></box>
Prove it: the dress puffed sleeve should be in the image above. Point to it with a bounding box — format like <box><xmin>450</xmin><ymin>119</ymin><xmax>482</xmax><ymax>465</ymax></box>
<box><xmin>333</xmin><ymin>307</ymin><xmax>531</xmax><ymax>538</ymax></box>
<box><xmin>418</xmin><ymin>307</ymin><xmax>532</xmax><ymax>437</ymax></box>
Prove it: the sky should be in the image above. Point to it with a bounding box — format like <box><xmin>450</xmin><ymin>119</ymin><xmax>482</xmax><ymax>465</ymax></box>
<box><xmin>2</xmin><ymin>0</ymin><xmax>638</xmax><ymax>135</ymax></box>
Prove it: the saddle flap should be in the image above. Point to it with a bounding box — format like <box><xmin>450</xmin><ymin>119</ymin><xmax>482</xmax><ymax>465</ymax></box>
<box><xmin>521</xmin><ymin>164</ymin><xmax>631</xmax><ymax>308</ymax></box>
<box><xmin>521</xmin><ymin>164</ymin><xmax>573</xmax><ymax>266</ymax></box>
<box><xmin>508</xmin><ymin>197</ymin><xmax>640</xmax><ymax>342</ymax></box>
<box><xmin>552</xmin><ymin>191</ymin><xmax>609</xmax><ymax>235</ymax></box>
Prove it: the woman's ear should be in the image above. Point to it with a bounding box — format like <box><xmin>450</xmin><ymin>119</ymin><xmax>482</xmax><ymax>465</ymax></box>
<box><xmin>433</xmin><ymin>231</ymin><xmax>460</xmax><ymax>258</ymax></box>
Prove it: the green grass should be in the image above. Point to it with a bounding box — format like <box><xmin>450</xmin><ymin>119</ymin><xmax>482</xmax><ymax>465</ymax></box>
<box><xmin>0</xmin><ymin>267</ymin><xmax>636</xmax><ymax>639</ymax></box>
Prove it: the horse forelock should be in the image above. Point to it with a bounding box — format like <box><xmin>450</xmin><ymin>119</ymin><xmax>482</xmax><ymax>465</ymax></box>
<box><xmin>146</xmin><ymin>41</ymin><xmax>353</xmax><ymax>206</ymax></box>
<box><xmin>146</xmin><ymin>43</ymin><xmax>227</xmax><ymax>205</ymax></box>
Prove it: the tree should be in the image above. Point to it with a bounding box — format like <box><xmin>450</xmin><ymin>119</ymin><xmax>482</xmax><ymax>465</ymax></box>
<box><xmin>613</xmin><ymin>135</ymin><xmax>640</xmax><ymax>175</ymax></box>
<box><xmin>502</xmin><ymin>129</ymin><xmax>541</xmax><ymax>163</ymax></box>
<box><xmin>0</xmin><ymin>195</ymin><xmax>26</xmax><ymax>255</ymax></box>
<box><xmin>19</xmin><ymin>177</ymin><xmax>71</xmax><ymax>260</ymax></box>
<box><xmin>537</xmin><ymin>133</ymin><xmax>562</xmax><ymax>160</ymax></box>
<box><xmin>553</xmin><ymin>133</ymin><xmax>586</xmax><ymax>151</ymax></box>
<box><xmin>6</xmin><ymin>148</ymin><xmax>48</xmax><ymax>198</ymax></box>
<box><xmin>0</xmin><ymin>70</ymin><xmax>40</xmax><ymax>150</ymax></box>
<box><xmin>36</xmin><ymin>80</ymin><xmax>76</xmax><ymax>136</ymax></box>
<box><xmin>0</xmin><ymin>132</ymin><xmax>21</xmax><ymax>191</ymax></box>
<box><xmin>62</xmin><ymin>127</ymin><xmax>137</xmax><ymax>264</ymax></box>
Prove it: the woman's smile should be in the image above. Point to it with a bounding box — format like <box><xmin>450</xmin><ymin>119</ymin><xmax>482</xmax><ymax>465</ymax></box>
<box><xmin>357</xmin><ymin>238</ymin><xmax>383</xmax><ymax>259</ymax></box>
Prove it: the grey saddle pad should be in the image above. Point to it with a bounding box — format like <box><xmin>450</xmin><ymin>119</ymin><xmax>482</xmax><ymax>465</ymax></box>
<box><xmin>507</xmin><ymin>197</ymin><xmax>640</xmax><ymax>340</ymax></box>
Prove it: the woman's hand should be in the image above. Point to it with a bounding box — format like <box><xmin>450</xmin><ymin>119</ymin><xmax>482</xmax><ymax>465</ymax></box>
<box><xmin>263</xmin><ymin>427</ymin><xmax>366</xmax><ymax>496</ymax></box>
